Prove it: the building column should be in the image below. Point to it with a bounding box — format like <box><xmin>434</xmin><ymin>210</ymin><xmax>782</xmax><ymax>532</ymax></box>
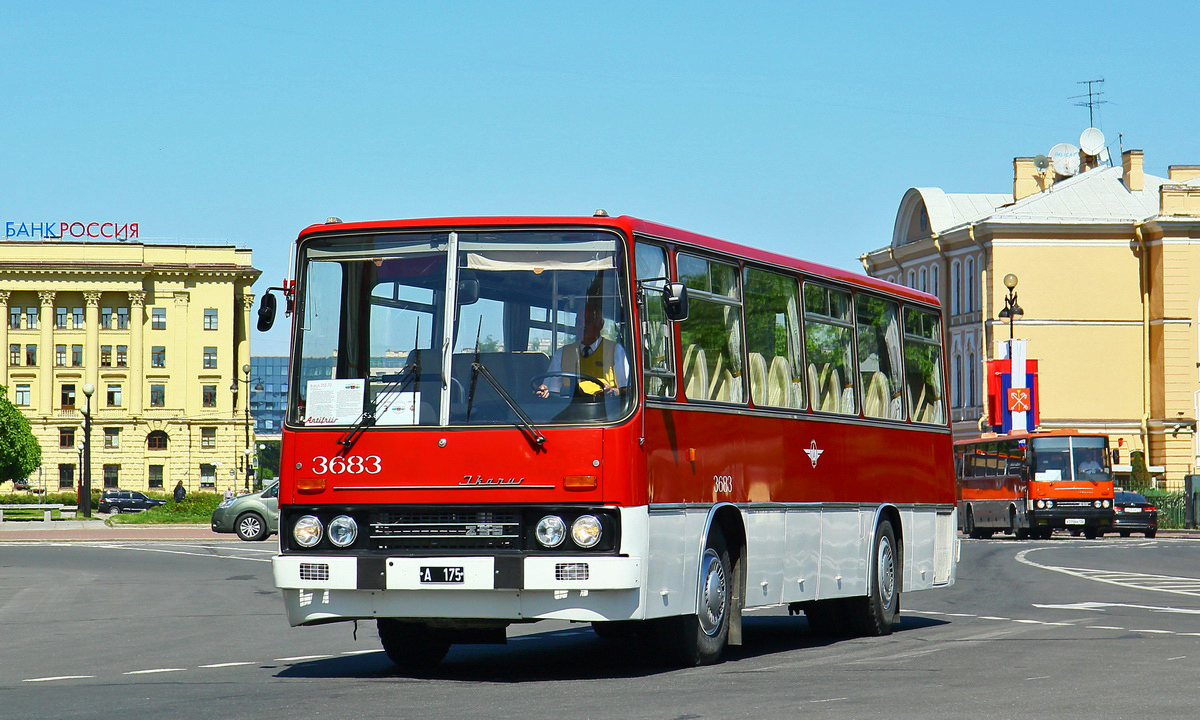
<box><xmin>37</xmin><ymin>291</ymin><xmax>56</xmax><ymax>412</ymax></box>
<box><xmin>0</xmin><ymin>291</ymin><xmax>9</xmax><ymax>389</ymax></box>
<box><xmin>84</xmin><ymin>292</ymin><xmax>101</xmax><ymax>394</ymax></box>
<box><xmin>128</xmin><ymin>291</ymin><xmax>145</xmax><ymax>414</ymax></box>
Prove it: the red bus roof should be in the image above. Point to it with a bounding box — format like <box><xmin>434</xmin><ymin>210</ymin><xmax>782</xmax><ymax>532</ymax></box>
<box><xmin>297</xmin><ymin>215</ymin><xmax>940</xmax><ymax>307</ymax></box>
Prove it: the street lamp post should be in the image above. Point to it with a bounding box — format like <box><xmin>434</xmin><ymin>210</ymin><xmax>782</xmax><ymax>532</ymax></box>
<box><xmin>997</xmin><ymin>273</ymin><xmax>1024</xmax><ymax>342</ymax></box>
<box><xmin>231</xmin><ymin>363</ymin><xmax>263</xmax><ymax>492</ymax></box>
<box><xmin>79</xmin><ymin>383</ymin><xmax>95</xmax><ymax>518</ymax></box>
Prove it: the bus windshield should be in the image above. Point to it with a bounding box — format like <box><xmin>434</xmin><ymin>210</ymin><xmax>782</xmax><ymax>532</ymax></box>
<box><xmin>1030</xmin><ymin>436</ymin><xmax>1110</xmax><ymax>482</ymax></box>
<box><xmin>290</xmin><ymin>229</ymin><xmax>633</xmax><ymax>429</ymax></box>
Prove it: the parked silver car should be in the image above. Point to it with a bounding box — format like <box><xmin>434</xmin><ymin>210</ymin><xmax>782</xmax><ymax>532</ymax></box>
<box><xmin>210</xmin><ymin>481</ymin><xmax>279</xmax><ymax>541</ymax></box>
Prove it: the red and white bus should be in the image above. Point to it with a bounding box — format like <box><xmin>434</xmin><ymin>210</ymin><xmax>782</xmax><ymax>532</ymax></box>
<box><xmin>260</xmin><ymin>214</ymin><xmax>958</xmax><ymax>669</ymax></box>
<box><xmin>955</xmin><ymin>430</ymin><xmax>1115</xmax><ymax>540</ymax></box>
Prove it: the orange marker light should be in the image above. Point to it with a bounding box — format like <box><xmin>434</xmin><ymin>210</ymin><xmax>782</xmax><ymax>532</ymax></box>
<box><xmin>688</xmin><ymin>448</ymin><xmax>697</xmax><ymax>462</ymax></box>
<box><xmin>296</xmin><ymin>476</ymin><xmax>326</xmax><ymax>493</ymax></box>
<box><xmin>564</xmin><ymin>475</ymin><xmax>597</xmax><ymax>491</ymax></box>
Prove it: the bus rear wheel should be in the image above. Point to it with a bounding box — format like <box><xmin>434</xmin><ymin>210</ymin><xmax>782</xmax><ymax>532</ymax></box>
<box><xmin>378</xmin><ymin>619</ymin><xmax>451</xmax><ymax>673</ymax></box>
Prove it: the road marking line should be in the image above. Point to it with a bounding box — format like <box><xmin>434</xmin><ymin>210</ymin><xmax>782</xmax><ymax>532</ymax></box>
<box><xmin>341</xmin><ymin>649</ymin><xmax>383</xmax><ymax>656</ymax></box>
<box><xmin>199</xmin><ymin>661</ymin><xmax>257</xmax><ymax>668</ymax></box>
<box><xmin>24</xmin><ymin>675</ymin><xmax>95</xmax><ymax>682</ymax></box>
<box><xmin>978</xmin><ymin>616</ymin><xmax>1010</xmax><ymax>621</ymax></box>
<box><xmin>1015</xmin><ymin>548</ymin><xmax>1200</xmax><ymax>598</ymax></box>
<box><xmin>124</xmin><ymin>668</ymin><xmax>187</xmax><ymax>675</ymax></box>
<box><xmin>1086</xmin><ymin>626</ymin><xmax>1124</xmax><ymax>630</ymax></box>
<box><xmin>1132</xmin><ymin>629</ymin><xmax>1174</xmax><ymax>634</ymax></box>
<box><xmin>273</xmin><ymin>654</ymin><xmax>333</xmax><ymax>662</ymax></box>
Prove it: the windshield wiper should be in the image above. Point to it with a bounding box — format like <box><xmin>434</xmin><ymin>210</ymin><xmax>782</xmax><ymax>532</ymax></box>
<box><xmin>470</xmin><ymin>360</ymin><xmax>546</xmax><ymax>449</ymax></box>
<box><xmin>336</xmin><ymin>357</ymin><xmax>420</xmax><ymax>452</ymax></box>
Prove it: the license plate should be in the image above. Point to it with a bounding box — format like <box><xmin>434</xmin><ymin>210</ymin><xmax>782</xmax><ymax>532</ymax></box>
<box><xmin>1065</xmin><ymin>518</ymin><xmax>1085</xmax><ymax>525</ymax></box>
<box><xmin>419</xmin><ymin>566</ymin><xmax>464</xmax><ymax>584</ymax></box>
<box><xmin>1124</xmin><ymin>507</ymin><xmax>1142</xmax><ymax>513</ymax></box>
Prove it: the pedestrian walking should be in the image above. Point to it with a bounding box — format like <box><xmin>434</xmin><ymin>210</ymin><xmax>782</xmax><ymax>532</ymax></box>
<box><xmin>173</xmin><ymin>480</ymin><xmax>186</xmax><ymax>503</ymax></box>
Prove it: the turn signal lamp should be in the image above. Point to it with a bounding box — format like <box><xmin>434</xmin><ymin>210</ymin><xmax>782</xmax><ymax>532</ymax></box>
<box><xmin>297</xmin><ymin>476</ymin><xmax>326</xmax><ymax>493</ymax></box>
<box><xmin>564</xmin><ymin>475</ymin><xmax>597</xmax><ymax>491</ymax></box>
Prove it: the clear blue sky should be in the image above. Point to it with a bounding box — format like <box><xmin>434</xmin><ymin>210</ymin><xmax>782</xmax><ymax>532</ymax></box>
<box><xmin>3</xmin><ymin>1</ymin><xmax>1197</xmax><ymax>354</ymax></box>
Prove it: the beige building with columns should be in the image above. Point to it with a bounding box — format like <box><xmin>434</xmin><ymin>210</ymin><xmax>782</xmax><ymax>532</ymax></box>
<box><xmin>0</xmin><ymin>239</ymin><xmax>260</xmax><ymax>494</ymax></box>
<box><xmin>861</xmin><ymin>148</ymin><xmax>1200</xmax><ymax>489</ymax></box>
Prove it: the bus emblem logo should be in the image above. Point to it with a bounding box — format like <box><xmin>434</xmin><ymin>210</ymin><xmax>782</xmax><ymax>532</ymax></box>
<box><xmin>804</xmin><ymin>441</ymin><xmax>824</xmax><ymax>468</ymax></box>
<box><xmin>460</xmin><ymin>475</ymin><xmax>525</xmax><ymax>487</ymax></box>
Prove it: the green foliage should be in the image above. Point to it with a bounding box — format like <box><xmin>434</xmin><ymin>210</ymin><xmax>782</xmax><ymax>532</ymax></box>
<box><xmin>1141</xmin><ymin>489</ymin><xmax>1184</xmax><ymax>529</ymax></box>
<box><xmin>256</xmin><ymin>441</ymin><xmax>280</xmax><ymax>483</ymax></box>
<box><xmin>1129</xmin><ymin>450</ymin><xmax>1150</xmax><ymax>491</ymax></box>
<box><xmin>110</xmin><ymin>492</ymin><xmax>222</xmax><ymax>525</ymax></box>
<box><xmin>0</xmin><ymin>386</ymin><xmax>41</xmax><ymax>484</ymax></box>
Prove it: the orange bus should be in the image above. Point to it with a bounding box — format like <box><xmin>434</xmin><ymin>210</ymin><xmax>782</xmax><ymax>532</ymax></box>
<box><xmin>955</xmin><ymin>430</ymin><xmax>1114</xmax><ymax>539</ymax></box>
<box><xmin>259</xmin><ymin>214</ymin><xmax>959</xmax><ymax>670</ymax></box>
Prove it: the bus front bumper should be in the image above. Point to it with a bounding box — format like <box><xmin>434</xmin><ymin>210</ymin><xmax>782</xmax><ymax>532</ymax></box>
<box><xmin>1028</xmin><ymin>507</ymin><xmax>1113</xmax><ymax>531</ymax></box>
<box><xmin>272</xmin><ymin>554</ymin><xmax>643</xmax><ymax>626</ymax></box>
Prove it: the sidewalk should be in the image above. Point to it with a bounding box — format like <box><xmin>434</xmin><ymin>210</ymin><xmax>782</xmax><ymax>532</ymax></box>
<box><xmin>0</xmin><ymin>519</ymin><xmax>227</xmax><ymax>542</ymax></box>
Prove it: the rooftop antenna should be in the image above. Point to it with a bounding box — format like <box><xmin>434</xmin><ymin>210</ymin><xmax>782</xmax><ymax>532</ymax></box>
<box><xmin>1070</xmin><ymin>78</ymin><xmax>1109</xmax><ymax>127</ymax></box>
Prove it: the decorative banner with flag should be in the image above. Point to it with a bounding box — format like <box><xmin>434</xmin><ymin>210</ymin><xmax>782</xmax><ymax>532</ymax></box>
<box><xmin>987</xmin><ymin>354</ymin><xmax>1039</xmax><ymax>434</ymax></box>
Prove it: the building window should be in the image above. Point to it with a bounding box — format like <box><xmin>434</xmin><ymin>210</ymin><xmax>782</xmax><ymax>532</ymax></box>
<box><xmin>150</xmin><ymin>384</ymin><xmax>165</xmax><ymax>407</ymax></box>
<box><xmin>100</xmin><ymin>345</ymin><xmax>112</xmax><ymax>367</ymax></box>
<box><xmin>200</xmin><ymin>464</ymin><xmax>216</xmax><ymax>487</ymax></box>
<box><xmin>148</xmin><ymin>465</ymin><xmax>164</xmax><ymax>489</ymax></box>
<box><xmin>9</xmin><ymin>307</ymin><xmax>19</xmax><ymax>329</ymax></box>
<box><xmin>920</xmin><ymin>268</ymin><xmax>928</xmax><ymax>293</ymax></box>
<box><xmin>26</xmin><ymin>307</ymin><xmax>37</xmax><ymax>329</ymax></box>
<box><xmin>9</xmin><ymin>344</ymin><xmax>19</xmax><ymax>366</ymax></box>
<box><xmin>73</xmin><ymin>307</ymin><xmax>84</xmax><ymax>328</ymax></box>
<box><xmin>965</xmin><ymin>258</ymin><xmax>975</xmax><ymax>313</ymax></box>
<box><xmin>55</xmin><ymin>307</ymin><xmax>68</xmax><ymax>329</ymax></box>
<box><xmin>151</xmin><ymin>346</ymin><xmax>166</xmax><ymax>368</ymax></box>
<box><xmin>103</xmin><ymin>464</ymin><xmax>119</xmax><ymax>489</ymax></box>
<box><xmin>104</xmin><ymin>427</ymin><xmax>120</xmax><ymax>449</ymax></box>
<box><xmin>55</xmin><ymin>344</ymin><xmax>67</xmax><ymax>367</ymax></box>
<box><xmin>14</xmin><ymin>384</ymin><xmax>30</xmax><ymax>405</ymax></box>
<box><xmin>107</xmin><ymin>383</ymin><xmax>122</xmax><ymax>407</ymax></box>
<box><xmin>116</xmin><ymin>307</ymin><xmax>129</xmax><ymax>329</ymax></box>
<box><xmin>116</xmin><ymin>345</ymin><xmax>127</xmax><ymax>367</ymax></box>
<box><xmin>151</xmin><ymin>307</ymin><xmax>166</xmax><ymax>330</ymax></box>
<box><xmin>58</xmin><ymin>464</ymin><xmax>75</xmax><ymax>489</ymax></box>
<box><xmin>203</xmin><ymin>346</ymin><xmax>217</xmax><ymax>368</ymax></box>
<box><xmin>952</xmin><ymin>354</ymin><xmax>962</xmax><ymax>408</ymax></box>
<box><xmin>204</xmin><ymin>308</ymin><xmax>218</xmax><ymax>330</ymax></box>
<box><xmin>147</xmin><ymin>430</ymin><xmax>168</xmax><ymax>450</ymax></box>
<box><xmin>201</xmin><ymin>427</ymin><xmax>217</xmax><ymax>448</ymax></box>
<box><xmin>202</xmin><ymin>384</ymin><xmax>217</xmax><ymax>408</ymax></box>
<box><xmin>72</xmin><ymin>344</ymin><xmax>83</xmax><ymax>367</ymax></box>
<box><xmin>951</xmin><ymin>261</ymin><xmax>961</xmax><ymax>316</ymax></box>
<box><xmin>932</xmin><ymin>265</ymin><xmax>940</xmax><ymax>297</ymax></box>
<box><xmin>100</xmin><ymin>307</ymin><xmax>112</xmax><ymax>329</ymax></box>
<box><xmin>26</xmin><ymin>344</ymin><xmax>36</xmax><ymax>366</ymax></box>
<box><xmin>968</xmin><ymin>351</ymin><xmax>977</xmax><ymax>406</ymax></box>
<box><xmin>60</xmin><ymin>427</ymin><xmax>75</xmax><ymax>449</ymax></box>
<box><xmin>60</xmin><ymin>384</ymin><xmax>76</xmax><ymax>410</ymax></box>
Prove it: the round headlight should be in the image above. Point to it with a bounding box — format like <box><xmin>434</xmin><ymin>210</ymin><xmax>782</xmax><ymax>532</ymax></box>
<box><xmin>328</xmin><ymin>515</ymin><xmax>358</xmax><ymax>547</ymax></box>
<box><xmin>1036</xmin><ymin>500</ymin><xmax>1044</xmax><ymax>509</ymax></box>
<box><xmin>1103</xmin><ymin>499</ymin><xmax>1111</xmax><ymax>508</ymax></box>
<box><xmin>1045</xmin><ymin>500</ymin><xmax>1054</xmax><ymax>509</ymax></box>
<box><xmin>536</xmin><ymin>515</ymin><xmax>566</xmax><ymax>548</ymax></box>
<box><xmin>571</xmin><ymin>515</ymin><xmax>603</xmax><ymax>548</ymax></box>
<box><xmin>293</xmin><ymin>515</ymin><xmax>323</xmax><ymax>548</ymax></box>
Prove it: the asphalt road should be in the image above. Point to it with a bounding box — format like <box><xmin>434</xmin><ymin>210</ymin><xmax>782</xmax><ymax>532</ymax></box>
<box><xmin>2</xmin><ymin>535</ymin><xmax>1199</xmax><ymax>720</ymax></box>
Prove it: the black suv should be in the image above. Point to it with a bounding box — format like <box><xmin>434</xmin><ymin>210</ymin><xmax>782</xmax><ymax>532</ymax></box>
<box><xmin>99</xmin><ymin>490</ymin><xmax>167</xmax><ymax>514</ymax></box>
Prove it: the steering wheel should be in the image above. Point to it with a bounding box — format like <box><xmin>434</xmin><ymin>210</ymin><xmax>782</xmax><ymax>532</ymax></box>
<box><xmin>529</xmin><ymin>371</ymin><xmax>606</xmax><ymax>395</ymax></box>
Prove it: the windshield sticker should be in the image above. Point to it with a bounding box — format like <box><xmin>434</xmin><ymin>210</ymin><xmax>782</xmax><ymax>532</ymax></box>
<box><xmin>376</xmin><ymin>390</ymin><xmax>420</xmax><ymax>426</ymax></box>
<box><xmin>305</xmin><ymin>379</ymin><xmax>365</xmax><ymax>425</ymax></box>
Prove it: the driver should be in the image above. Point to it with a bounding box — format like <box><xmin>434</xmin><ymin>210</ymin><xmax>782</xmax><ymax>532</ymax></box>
<box><xmin>1077</xmin><ymin>450</ymin><xmax>1104</xmax><ymax>475</ymax></box>
<box><xmin>536</xmin><ymin>299</ymin><xmax>629</xmax><ymax>398</ymax></box>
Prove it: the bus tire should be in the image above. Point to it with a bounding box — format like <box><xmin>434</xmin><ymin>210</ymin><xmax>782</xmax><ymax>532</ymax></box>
<box><xmin>965</xmin><ymin>508</ymin><xmax>985</xmax><ymax>539</ymax></box>
<box><xmin>661</xmin><ymin>532</ymin><xmax>732</xmax><ymax>666</ymax></box>
<box><xmin>377</xmin><ymin>619</ymin><xmax>451</xmax><ymax>673</ymax></box>
<box><xmin>849</xmin><ymin>519</ymin><xmax>900</xmax><ymax>636</ymax></box>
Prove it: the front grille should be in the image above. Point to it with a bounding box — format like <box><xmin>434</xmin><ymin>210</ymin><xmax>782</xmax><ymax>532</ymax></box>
<box><xmin>368</xmin><ymin>509</ymin><xmax>523</xmax><ymax>551</ymax></box>
<box><xmin>1052</xmin><ymin>501</ymin><xmax>1095</xmax><ymax>508</ymax></box>
<box><xmin>555</xmin><ymin>562</ymin><xmax>589</xmax><ymax>581</ymax></box>
<box><xmin>299</xmin><ymin>562</ymin><xmax>330</xmax><ymax>581</ymax></box>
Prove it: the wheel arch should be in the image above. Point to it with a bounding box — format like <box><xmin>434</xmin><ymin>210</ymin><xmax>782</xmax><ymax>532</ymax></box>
<box><xmin>697</xmin><ymin>503</ymin><xmax>747</xmax><ymax>644</ymax></box>
<box><xmin>872</xmin><ymin>504</ymin><xmax>904</xmax><ymax>577</ymax></box>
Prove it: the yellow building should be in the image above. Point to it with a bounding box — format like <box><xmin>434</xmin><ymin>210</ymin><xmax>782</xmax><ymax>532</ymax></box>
<box><xmin>862</xmin><ymin>149</ymin><xmax>1200</xmax><ymax>489</ymax></box>
<box><xmin>0</xmin><ymin>238</ymin><xmax>260</xmax><ymax>495</ymax></box>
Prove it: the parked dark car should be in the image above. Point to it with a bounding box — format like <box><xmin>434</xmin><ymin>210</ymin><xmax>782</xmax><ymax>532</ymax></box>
<box><xmin>1110</xmin><ymin>491</ymin><xmax>1157</xmax><ymax>538</ymax></box>
<box><xmin>99</xmin><ymin>489</ymin><xmax>167</xmax><ymax>514</ymax></box>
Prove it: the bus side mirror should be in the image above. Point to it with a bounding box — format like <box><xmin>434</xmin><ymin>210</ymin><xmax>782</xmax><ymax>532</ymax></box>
<box><xmin>458</xmin><ymin>277</ymin><xmax>480</xmax><ymax>305</ymax></box>
<box><xmin>257</xmin><ymin>293</ymin><xmax>277</xmax><ymax>332</ymax></box>
<box><xmin>663</xmin><ymin>282</ymin><xmax>688</xmax><ymax>321</ymax></box>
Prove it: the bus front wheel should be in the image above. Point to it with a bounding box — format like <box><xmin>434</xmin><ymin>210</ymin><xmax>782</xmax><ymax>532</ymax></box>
<box><xmin>848</xmin><ymin>519</ymin><xmax>900</xmax><ymax>636</ymax></box>
<box><xmin>378</xmin><ymin>619</ymin><xmax>451</xmax><ymax>673</ymax></box>
<box><xmin>658</xmin><ymin>532</ymin><xmax>732</xmax><ymax>666</ymax></box>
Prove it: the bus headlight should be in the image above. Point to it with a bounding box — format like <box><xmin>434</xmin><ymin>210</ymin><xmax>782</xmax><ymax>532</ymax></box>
<box><xmin>1036</xmin><ymin>500</ymin><xmax>1045</xmax><ymax>509</ymax></box>
<box><xmin>571</xmin><ymin>515</ymin><xmax>603</xmax><ymax>548</ymax></box>
<box><xmin>293</xmin><ymin>515</ymin><xmax>323</xmax><ymax>548</ymax></box>
<box><xmin>328</xmin><ymin>515</ymin><xmax>358</xmax><ymax>547</ymax></box>
<box><xmin>1045</xmin><ymin>500</ymin><xmax>1054</xmax><ymax>509</ymax></box>
<box><xmin>536</xmin><ymin>515</ymin><xmax>566</xmax><ymax>548</ymax></box>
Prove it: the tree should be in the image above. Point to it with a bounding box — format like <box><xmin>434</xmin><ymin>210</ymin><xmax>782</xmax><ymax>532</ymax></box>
<box><xmin>1129</xmin><ymin>450</ymin><xmax>1150</xmax><ymax>491</ymax></box>
<box><xmin>0</xmin><ymin>385</ymin><xmax>41</xmax><ymax>485</ymax></box>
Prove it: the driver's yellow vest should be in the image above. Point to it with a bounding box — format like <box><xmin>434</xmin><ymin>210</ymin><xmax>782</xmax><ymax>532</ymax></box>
<box><xmin>563</xmin><ymin>338</ymin><xmax>618</xmax><ymax>395</ymax></box>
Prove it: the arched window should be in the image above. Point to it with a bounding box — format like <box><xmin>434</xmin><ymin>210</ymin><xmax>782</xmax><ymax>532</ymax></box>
<box><xmin>887</xmin><ymin>274</ymin><xmax>896</xmax><ymax>284</ymax></box>
<box><xmin>907</xmin><ymin>270</ymin><xmax>915</xmax><ymax>288</ymax></box>
<box><xmin>965</xmin><ymin>257</ymin><xmax>975</xmax><ymax>312</ymax></box>
<box><xmin>953</xmin><ymin>353</ymin><xmax>962</xmax><ymax>408</ymax></box>
<box><xmin>932</xmin><ymin>265</ymin><xmax>940</xmax><ymax>297</ymax></box>
<box><xmin>967</xmin><ymin>351</ymin><xmax>977</xmax><ymax>406</ymax></box>
<box><xmin>147</xmin><ymin>430</ymin><xmax>168</xmax><ymax>451</ymax></box>
<box><xmin>920</xmin><ymin>268</ymin><xmax>928</xmax><ymax>292</ymax></box>
<box><xmin>951</xmin><ymin>261</ymin><xmax>961</xmax><ymax>316</ymax></box>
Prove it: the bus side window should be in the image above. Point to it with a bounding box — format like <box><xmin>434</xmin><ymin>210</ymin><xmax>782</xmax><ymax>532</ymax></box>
<box><xmin>803</xmin><ymin>283</ymin><xmax>856</xmax><ymax>415</ymax></box>
<box><xmin>854</xmin><ymin>293</ymin><xmax>903</xmax><ymax>420</ymax></box>
<box><xmin>902</xmin><ymin>307</ymin><xmax>945</xmax><ymax>424</ymax></box>
<box><xmin>744</xmin><ymin>267</ymin><xmax>804</xmax><ymax>409</ymax></box>
<box><xmin>678</xmin><ymin>253</ymin><xmax>744</xmax><ymax>404</ymax></box>
<box><xmin>635</xmin><ymin>242</ymin><xmax>677</xmax><ymax>398</ymax></box>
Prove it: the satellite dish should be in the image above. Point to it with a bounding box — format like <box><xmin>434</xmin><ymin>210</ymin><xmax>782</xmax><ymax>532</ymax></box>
<box><xmin>1049</xmin><ymin>143</ymin><xmax>1080</xmax><ymax>176</ymax></box>
<box><xmin>1079</xmin><ymin>127</ymin><xmax>1106</xmax><ymax>156</ymax></box>
<box><xmin>1033</xmin><ymin>154</ymin><xmax>1050</xmax><ymax>171</ymax></box>
<box><xmin>1097</xmin><ymin>147</ymin><xmax>1111</xmax><ymax>164</ymax></box>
